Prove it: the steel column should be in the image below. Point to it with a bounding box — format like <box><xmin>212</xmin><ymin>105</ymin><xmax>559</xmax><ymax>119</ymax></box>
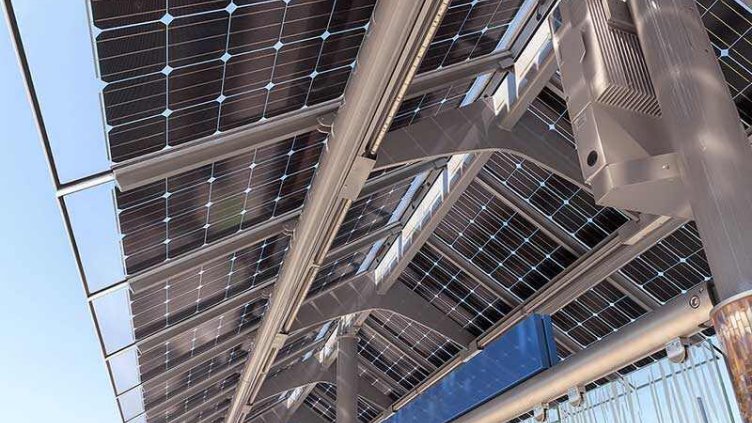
<box><xmin>627</xmin><ymin>0</ymin><xmax>752</xmax><ymax>302</ymax></box>
<box><xmin>628</xmin><ymin>2</ymin><xmax>752</xmax><ymax>418</ymax></box>
<box><xmin>337</xmin><ymin>333</ymin><xmax>359</xmax><ymax>423</ymax></box>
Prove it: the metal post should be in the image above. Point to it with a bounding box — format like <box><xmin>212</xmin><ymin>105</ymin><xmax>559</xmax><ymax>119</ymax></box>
<box><xmin>628</xmin><ymin>1</ymin><xmax>752</xmax><ymax>419</ymax></box>
<box><xmin>337</xmin><ymin>332</ymin><xmax>359</xmax><ymax>423</ymax></box>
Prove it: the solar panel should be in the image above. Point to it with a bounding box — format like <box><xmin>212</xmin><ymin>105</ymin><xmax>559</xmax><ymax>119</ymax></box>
<box><xmin>245</xmin><ymin>390</ymin><xmax>291</xmax><ymax>421</ymax></box>
<box><xmin>697</xmin><ymin>0</ymin><xmax>752</xmax><ymax>129</ymax></box>
<box><xmin>526</xmin><ymin>86</ymin><xmax>574</xmax><ymax>144</ymax></box>
<box><xmin>89</xmin><ymin>0</ymin><xmax>376</xmax><ymax>163</ymax></box>
<box><xmin>302</xmin><ymin>383</ymin><xmax>382</xmax><ymax>423</ymax></box>
<box><xmin>398</xmin><ymin>244</ymin><xmax>513</xmax><ymax>337</ymax></box>
<box><xmin>434</xmin><ymin>181</ymin><xmax>577</xmax><ymax>302</ymax></box>
<box><xmin>620</xmin><ymin>222</ymin><xmax>711</xmax><ymax>304</ymax></box>
<box><xmin>151</xmin><ymin>375</ymin><xmax>237</xmax><ymax>423</ymax></box>
<box><xmin>136</xmin><ymin>297</ymin><xmax>267</xmax><ymax>383</ymax></box>
<box><xmin>358</xmin><ymin>325</ymin><xmax>430</xmax><ymax>392</ymax></box>
<box><xmin>116</xmin><ymin>131</ymin><xmax>324</xmax><ymax>274</ymax></box>
<box><xmin>419</xmin><ymin>0</ymin><xmax>525</xmax><ymax>74</ymax></box>
<box><xmin>552</xmin><ymin>281</ymin><xmax>648</xmax><ymax>348</ymax></box>
<box><xmin>332</xmin><ymin>176</ymin><xmax>415</xmax><ymax>248</ymax></box>
<box><xmin>389</xmin><ymin>77</ymin><xmax>476</xmax><ymax>131</ymax></box>
<box><xmin>367</xmin><ymin>310</ymin><xmax>461</xmax><ymax>368</ymax></box>
<box><xmin>307</xmin><ymin>241</ymin><xmax>379</xmax><ymax>296</ymax></box>
<box><xmin>130</xmin><ymin>234</ymin><xmax>289</xmax><ymax>340</ymax></box>
<box><xmin>484</xmin><ymin>152</ymin><xmax>628</xmax><ymax>248</ymax></box>
<box><xmin>141</xmin><ymin>349</ymin><xmax>246</xmax><ymax>417</ymax></box>
<box><xmin>275</xmin><ymin>322</ymin><xmax>333</xmax><ymax>362</ymax></box>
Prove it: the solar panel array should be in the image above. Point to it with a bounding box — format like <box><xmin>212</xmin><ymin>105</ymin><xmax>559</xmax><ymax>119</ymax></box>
<box><xmin>62</xmin><ymin>1</ymin><xmax>751</xmax><ymax>423</ymax></box>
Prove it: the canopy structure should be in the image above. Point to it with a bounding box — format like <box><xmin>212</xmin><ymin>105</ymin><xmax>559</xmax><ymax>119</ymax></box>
<box><xmin>5</xmin><ymin>0</ymin><xmax>751</xmax><ymax>422</ymax></box>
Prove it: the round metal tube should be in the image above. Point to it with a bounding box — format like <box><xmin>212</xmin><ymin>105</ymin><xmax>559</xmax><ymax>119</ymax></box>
<box><xmin>452</xmin><ymin>283</ymin><xmax>713</xmax><ymax>423</ymax></box>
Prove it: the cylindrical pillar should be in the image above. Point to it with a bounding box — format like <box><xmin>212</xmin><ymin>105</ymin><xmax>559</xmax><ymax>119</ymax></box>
<box><xmin>337</xmin><ymin>333</ymin><xmax>359</xmax><ymax>423</ymax></box>
<box><xmin>712</xmin><ymin>293</ymin><xmax>752</xmax><ymax>421</ymax></box>
<box><xmin>628</xmin><ymin>0</ymin><xmax>752</xmax><ymax>420</ymax></box>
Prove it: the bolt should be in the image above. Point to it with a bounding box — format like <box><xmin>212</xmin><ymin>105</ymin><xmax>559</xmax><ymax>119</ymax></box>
<box><xmin>689</xmin><ymin>295</ymin><xmax>701</xmax><ymax>309</ymax></box>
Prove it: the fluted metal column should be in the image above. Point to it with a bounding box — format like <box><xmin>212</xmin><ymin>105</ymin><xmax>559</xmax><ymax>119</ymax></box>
<box><xmin>337</xmin><ymin>332</ymin><xmax>359</xmax><ymax>423</ymax></box>
<box><xmin>628</xmin><ymin>1</ymin><xmax>752</xmax><ymax>420</ymax></box>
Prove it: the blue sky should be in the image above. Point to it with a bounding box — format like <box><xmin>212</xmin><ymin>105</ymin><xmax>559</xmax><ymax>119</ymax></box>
<box><xmin>0</xmin><ymin>6</ymin><xmax>120</xmax><ymax>423</ymax></box>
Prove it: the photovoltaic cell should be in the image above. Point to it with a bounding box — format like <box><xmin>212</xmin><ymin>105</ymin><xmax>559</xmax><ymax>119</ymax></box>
<box><xmin>150</xmin><ymin>375</ymin><xmax>237</xmax><ymax>423</ymax></box>
<box><xmin>620</xmin><ymin>223</ymin><xmax>711</xmax><ymax>304</ymax></box>
<box><xmin>115</xmin><ymin>131</ymin><xmax>324</xmax><ymax>274</ymax></box>
<box><xmin>434</xmin><ymin>181</ymin><xmax>577</xmax><ymax>302</ymax></box>
<box><xmin>398</xmin><ymin>244</ymin><xmax>512</xmax><ymax>337</ymax></box>
<box><xmin>275</xmin><ymin>322</ymin><xmax>332</xmax><ymax>362</ymax></box>
<box><xmin>484</xmin><ymin>152</ymin><xmax>628</xmax><ymax>248</ymax></box>
<box><xmin>130</xmin><ymin>234</ymin><xmax>289</xmax><ymax>340</ymax></box>
<box><xmin>526</xmin><ymin>86</ymin><xmax>574</xmax><ymax>145</ymax></box>
<box><xmin>304</xmin><ymin>383</ymin><xmax>383</xmax><ymax>423</ymax></box>
<box><xmin>89</xmin><ymin>0</ymin><xmax>376</xmax><ymax>162</ymax></box>
<box><xmin>419</xmin><ymin>0</ymin><xmax>525</xmax><ymax>74</ymax></box>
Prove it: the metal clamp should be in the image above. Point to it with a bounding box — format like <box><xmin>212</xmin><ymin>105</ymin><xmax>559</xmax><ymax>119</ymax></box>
<box><xmin>666</xmin><ymin>337</ymin><xmax>690</xmax><ymax>363</ymax></box>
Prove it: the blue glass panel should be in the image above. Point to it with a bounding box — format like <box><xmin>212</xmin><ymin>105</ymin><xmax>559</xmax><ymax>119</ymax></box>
<box><xmin>387</xmin><ymin>315</ymin><xmax>557</xmax><ymax>423</ymax></box>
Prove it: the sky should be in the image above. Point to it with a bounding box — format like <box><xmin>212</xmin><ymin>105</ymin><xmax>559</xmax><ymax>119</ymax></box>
<box><xmin>0</xmin><ymin>5</ymin><xmax>121</xmax><ymax>423</ymax></box>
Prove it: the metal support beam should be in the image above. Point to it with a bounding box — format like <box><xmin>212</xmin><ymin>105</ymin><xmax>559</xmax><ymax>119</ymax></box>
<box><xmin>256</xmin><ymin>357</ymin><xmax>392</xmax><ymax>411</ymax></box>
<box><xmin>453</xmin><ymin>283</ymin><xmax>714</xmax><ymax>423</ymax></box>
<box><xmin>405</xmin><ymin>50</ymin><xmax>513</xmax><ymax>99</ymax></box>
<box><xmin>373</xmin><ymin>102</ymin><xmax>585</xmax><ymax>190</ymax></box>
<box><xmin>360</xmin><ymin>158</ymin><xmax>447</xmax><ymax>199</ymax></box>
<box><xmin>628</xmin><ymin>2</ymin><xmax>752</xmax><ymax>418</ymax></box>
<box><xmin>627</xmin><ymin>0</ymin><xmax>752</xmax><ymax>302</ymax></box>
<box><xmin>291</xmin><ymin>273</ymin><xmax>473</xmax><ymax>347</ymax></box>
<box><xmin>225</xmin><ymin>2</ymin><xmax>452</xmax><ymax>420</ymax></box>
<box><xmin>290</xmin><ymin>406</ymin><xmax>330</xmax><ymax>423</ymax></box>
<box><xmin>379</xmin><ymin>152</ymin><xmax>494</xmax><ymax>293</ymax></box>
<box><xmin>337</xmin><ymin>333</ymin><xmax>359</xmax><ymax>423</ymax></box>
<box><xmin>326</xmin><ymin>222</ymin><xmax>402</xmax><ymax>263</ymax></box>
